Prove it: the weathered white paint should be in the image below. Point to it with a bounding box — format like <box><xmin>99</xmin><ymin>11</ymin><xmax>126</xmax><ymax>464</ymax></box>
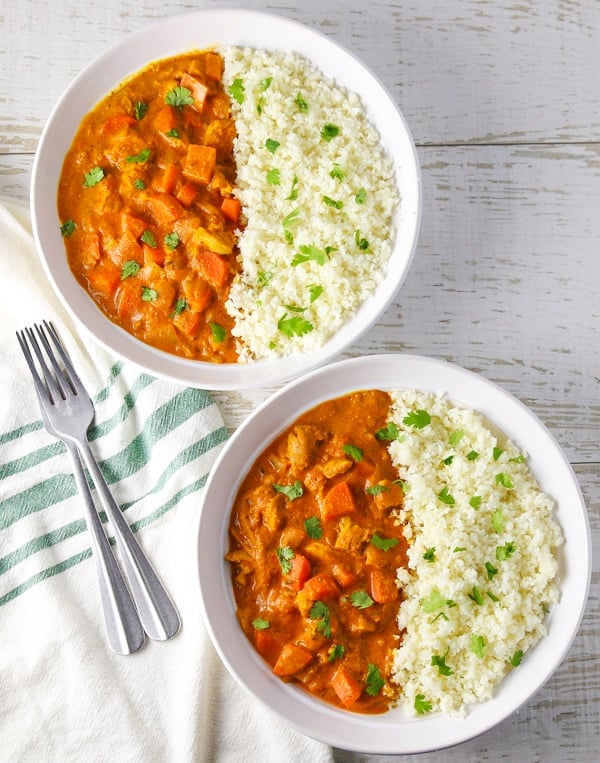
<box><xmin>0</xmin><ymin>1</ymin><xmax>597</xmax><ymax>760</ymax></box>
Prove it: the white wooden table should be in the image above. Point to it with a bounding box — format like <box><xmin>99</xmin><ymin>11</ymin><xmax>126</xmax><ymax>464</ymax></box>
<box><xmin>2</xmin><ymin>1</ymin><xmax>597</xmax><ymax>760</ymax></box>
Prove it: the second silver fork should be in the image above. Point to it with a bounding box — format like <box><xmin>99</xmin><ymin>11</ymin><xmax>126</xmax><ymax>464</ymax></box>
<box><xmin>17</xmin><ymin>321</ymin><xmax>181</xmax><ymax>651</ymax></box>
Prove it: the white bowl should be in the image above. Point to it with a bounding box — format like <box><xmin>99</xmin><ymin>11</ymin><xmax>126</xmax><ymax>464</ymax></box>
<box><xmin>30</xmin><ymin>9</ymin><xmax>421</xmax><ymax>390</ymax></box>
<box><xmin>195</xmin><ymin>354</ymin><xmax>591</xmax><ymax>755</ymax></box>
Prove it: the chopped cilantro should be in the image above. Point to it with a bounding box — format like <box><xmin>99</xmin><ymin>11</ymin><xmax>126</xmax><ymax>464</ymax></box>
<box><xmin>164</xmin><ymin>231</ymin><xmax>179</xmax><ymax>249</ymax></box>
<box><xmin>509</xmin><ymin>453</ymin><xmax>526</xmax><ymax>463</ymax></box>
<box><xmin>491</xmin><ymin>509</ymin><xmax>504</xmax><ymax>533</ymax></box>
<box><xmin>134</xmin><ymin>101</ymin><xmax>148</xmax><ymax>120</ymax></box>
<box><xmin>276</xmin><ymin>546</ymin><xmax>295</xmax><ymax>574</ymax></box>
<box><xmin>443</xmin><ymin>455</ymin><xmax>455</xmax><ymax>466</ymax></box>
<box><xmin>470</xmin><ymin>634</ymin><xmax>486</xmax><ymax>658</ymax></box>
<box><xmin>495</xmin><ymin>472</ymin><xmax>514</xmax><ymax>488</ymax></box>
<box><xmin>469</xmin><ymin>495</ymin><xmax>482</xmax><ymax>510</ymax></box>
<box><xmin>330</xmin><ymin>163</ymin><xmax>345</xmax><ymax>181</ymax></box>
<box><xmin>366</xmin><ymin>484</ymin><xmax>390</xmax><ymax>496</ymax></box>
<box><xmin>60</xmin><ymin>219</ymin><xmax>76</xmax><ymax>237</ymax></box>
<box><xmin>371</xmin><ymin>533</ymin><xmax>399</xmax><ymax>551</ymax></box>
<box><xmin>486</xmin><ymin>590</ymin><xmax>500</xmax><ymax>602</ymax></box>
<box><xmin>365</xmin><ymin>664</ymin><xmax>385</xmax><ymax>696</ymax></box>
<box><xmin>209</xmin><ymin>322</ymin><xmax>226</xmax><ymax>343</ymax></box>
<box><xmin>403</xmin><ymin>409</ymin><xmax>431</xmax><ymax>429</ymax></box>
<box><xmin>309</xmin><ymin>601</ymin><xmax>331</xmax><ymax>637</ymax></box>
<box><xmin>350</xmin><ymin>590</ymin><xmax>374</xmax><ymax>609</ymax></box>
<box><xmin>422</xmin><ymin>589</ymin><xmax>453</xmax><ymax>613</ymax></box>
<box><xmin>343</xmin><ymin>443</ymin><xmax>363</xmax><ymax>462</ymax></box>
<box><xmin>134</xmin><ymin>178</ymin><xmax>146</xmax><ymax>189</ymax></box>
<box><xmin>126</xmin><ymin>148</ymin><xmax>151</xmax><ymax>163</ymax></box>
<box><xmin>282</xmin><ymin>206</ymin><xmax>301</xmax><ymax>230</ymax></box>
<box><xmin>228</xmin><ymin>78</ymin><xmax>245</xmax><ymax>105</ymax></box>
<box><xmin>121</xmin><ymin>261</ymin><xmax>140</xmax><ymax>280</ymax></box>
<box><xmin>328</xmin><ymin>644</ymin><xmax>345</xmax><ymax>662</ymax></box>
<box><xmin>321</xmin><ymin>123</ymin><xmax>340</xmax><ymax>141</ymax></box>
<box><xmin>259</xmin><ymin>77</ymin><xmax>273</xmax><ymax>91</ymax></box>
<box><xmin>354</xmin><ymin>229</ymin><xmax>371</xmax><ymax>252</ymax></box>
<box><xmin>308</xmin><ymin>284</ymin><xmax>323</xmax><ymax>303</ymax></box>
<box><xmin>322</xmin><ymin>195</ymin><xmax>343</xmax><ymax>209</ymax></box>
<box><xmin>273</xmin><ymin>480</ymin><xmax>304</xmax><ymax>500</ymax></box>
<box><xmin>83</xmin><ymin>167</ymin><xmax>104</xmax><ymax>187</ymax></box>
<box><xmin>375</xmin><ymin>421</ymin><xmax>400</xmax><ymax>441</ymax></box>
<box><xmin>468</xmin><ymin>586</ymin><xmax>484</xmax><ymax>605</ymax></box>
<box><xmin>423</xmin><ymin>547</ymin><xmax>436</xmax><ymax>563</ymax></box>
<box><xmin>252</xmin><ymin>617</ymin><xmax>269</xmax><ymax>630</ymax></box>
<box><xmin>496</xmin><ymin>541</ymin><xmax>517</xmax><ymax>561</ymax></box>
<box><xmin>165</xmin><ymin>86</ymin><xmax>193</xmax><ymax>108</ymax></box>
<box><xmin>510</xmin><ymin>650</ymin><xmax>524</xmax><ymax>667</ymax></box>
<box><xmin>431</xmin><ymin>653</ymin><xmax>453</xmax><ymax>676</ymax></box>
<box><xmin>171</xmin><ymin>298</ymin><xmax>187</xmax><ymax>317</ymax></box>
<box><xmin>485</xmin><ymin>561</ymin><xmax>499</xmax><ymax>580</ymax></box>
<box><xmin>295</xmin><ymin>93</ymin><xmax>308</xmax><ymax>112</ymax></box>
<box><xmin>493</xmin><ymin>446</ymin><xmax>504</xmax><ymax>461</ymax></box>
<box><xmin>453</xmin><ymin>546</ymin><xmax>466</xmax><ymax>553</ymax></box>
<box><xmin>304</xmin><ymin>516</ymin><xmax>323</xmax><ymax>539</ymax></box>
<box><xmin>414</xmin><ymin>694</ymin><xmax>432</xmax><ymax>714</ymax></box>
<box><xmin>291</xmin><ymin>244</ymin><xmax>334</xmax><ymax>266</ymax></box>
<box><xmin>467</xmin><ymin>450</ymin><xmax>479</xmax><ymax>460</ymax></box>
<box><xmin>355</xmin><ymin>187</ymin><xmax>367</xmax><ymax>204</ymax></box>
<box><xmin>438</xmin><ymin>486</ymin><xmax>456</xmax><ymax>505</ymax></box>
<box><xmin>141</xmin><ymin>287</ymin><xmax>157</xmax><ymax>302</ymax></box>
<box><xmin>266</xmin><ymin>168</ymin><xmax>281</xmax><ymax>185</ymax></box>
<box><xmin>286</xmin><ymin>175</ymin><xmax>299</xmax><ymax>201</ymax></box>
<box><xmin>265</xmin><ymin>138</ymin><xmax>280</xmax><ymax>154</ymax></box>
<box><xmin>140</xmin><ymin>229</ymin><xmax>157</xmax><ymax>248</ymax></box>
<box><xmin>277</xmin><ymin>314</ymin><xmax>314</xmax><ymax>337</ymax></box>
<box><xmin>166</xmin><ymin>127</ymin><xmax>180</xmax><ymax>138</ymax></box>
<box><xmin>449</xmin><ymin>429</ymin><xmax>464</xmax><ymax>446</ymax></box>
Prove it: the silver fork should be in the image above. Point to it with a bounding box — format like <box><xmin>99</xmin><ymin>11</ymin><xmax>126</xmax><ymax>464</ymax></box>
<box><xmin>17</xmin><ymin>321</ymin><xmax>181</xmax><ymax>647</ymax></box>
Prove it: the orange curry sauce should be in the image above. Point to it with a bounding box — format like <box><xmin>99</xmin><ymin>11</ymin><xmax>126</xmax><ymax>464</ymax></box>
<box><xmin>227</xmin><ymin>390</ymin><xmax>408</xmax><ymax>713</ymax></box>
<box><xmin>58</xmin><ymin>51</ymin><xmax>240</xmax><ymax>362</ymax></box>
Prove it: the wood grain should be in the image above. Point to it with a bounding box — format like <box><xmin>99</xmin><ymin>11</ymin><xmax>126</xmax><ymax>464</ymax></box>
<box><xmin>0</xmin><ymin>1</ymin><xmax>597</xmax><ymax>760</ymax></box>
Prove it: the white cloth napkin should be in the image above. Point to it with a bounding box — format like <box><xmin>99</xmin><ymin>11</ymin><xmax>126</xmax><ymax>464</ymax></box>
<box><xmin>0</xmin><ymin>199</ymin><xmax>334</xmax><ymax>762</ymax></box>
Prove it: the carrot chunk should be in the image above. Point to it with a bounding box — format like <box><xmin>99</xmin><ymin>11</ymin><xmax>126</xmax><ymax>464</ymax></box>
<box><xmin>142</xmin><ymin>242</ymin><xmax>165</xmax><ymax>267</ymax></box>
<box><xmin>331</xmin><ymin>666</ymin><xmax>364</xmax><ymax>708</ymax></box>
<box><xmin>102</xmin><ymin>114</ymin><xmax>137</xmax><ymax>135</ymax></box>
<box><xmin>192</xmin><ymin>249</ymin><xmax>228</xmax><ymax>288</ymax></box>
<box><xmin>146</xmin><ymin>193</ymin><xmax>185</xmax><ymax>225</ymax></box>
<box><xmin>173</xmin><ymin>308</ymin><xmax>202</xmax><ymax>337</ymax></box>
<box><xmin>153</xmin><ymin>105</ymin><xmax>178</xmax><ymax>134</ymax></box>
<box><xmin>183</xmin><ymin>144</ymin><xmax>217</xmax><ymax>185</ymax></box>
<box><xmin>220</xmin><ymin>196</ymin><xmax>241</xmax><ymax>224</ymax></box>
<box><xmin>155</xmin><ymin>165</ymin><xmax>180</xmax><ymax>195</ymax></box>
<box><xmin>254</xmin><ymin>630</ymin><xmax>281</xmax><ymax>666</ymax></box>
<box><xmin>204</xmin><ymin>52</ymin><xmax>223</xmax><ymax>81</ymax></box>
<box><xmin>321</xmin><ymin>481</ymin><xmax>356</xmax><ymax>523</ymax></box>
<box><xmin>368</xmin><ymin>568</ymin><xmax>398</xmax><ymax>604</ymax></box>
<box><xmin>176</xmin><ymin>182</ymin><xmax>199</xmax><ymax>208</ymax></box>
<box><xmin>273</xmin><ymin>643</ymin><xmax>314</xmax><ymax>676</ymax></box>
<box><xmin>301</xmin><ymin>574</ymin><xmax>340</xmax><ymax>602</ymax></box>
<box><xmin>285</xmin><ymin>554</ymin><xmax>311</xmax><ymax>592</ymax></box>
<box><xmin>87</xmin><ymin>265</ymin><xmax>121</xmax><ymax>299</ymax></box>
<box><xmin>180</xmin><ymin>72</ymin><xmax>208</xmax><ymax>112</ymax></box>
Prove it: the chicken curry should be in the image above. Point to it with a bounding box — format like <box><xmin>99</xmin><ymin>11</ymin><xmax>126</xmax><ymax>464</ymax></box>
<box><xmin>226</xmin><ymin>390</ymin><xmax>407</xmax><ymax>713</ymax></box>
<box><xmin>57</xmin><ymin>50</ymin><xmax>240</xmax><ymax>363</ymax></box>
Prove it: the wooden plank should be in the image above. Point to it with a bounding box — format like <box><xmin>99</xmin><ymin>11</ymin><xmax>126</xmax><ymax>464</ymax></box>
<box><xmin>1</xmin><ymin>1</ymin><xmax>600</xmax><ymax>152</ymax></box>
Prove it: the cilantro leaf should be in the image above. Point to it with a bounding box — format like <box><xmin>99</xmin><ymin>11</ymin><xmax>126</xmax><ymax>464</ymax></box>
<box><xmin>350</xmin><ymin>590</ymin><xmax>374</xmax><ymax>609</ymax></box>
<box><xmin>121</xmin><ymin>260</ymin><xmax>140</xmax><ymax>280</ymax></box>
<box><xmin>449</xmin><ymin>429</ymin><xmax>464</xmax><ymax>446</ymax></box>
<box><xmin>166</xmin><ymin>127</ymin><xmax>180</xmax><ymax>138</ymax></box>
<box><xmin>509</xmin><ymin>649</ymin><xmax>523</xmax><ymax>667</ymax></box>
<box><xmin>166</xmin><ymin>86</ymin><xmax>193</xmax><ymax>108</ymax></box>
<box><xmin>304</xmin><ymin>516</ymin><xmax>323</xmax><ymax>539</ymax></box>
<box><xmin>259</xmin><ymin>77</ymin><xmax>273</xmax><ymax>91</ymax></box>
<box><xmin>265</xmin><ymin>138</ymin><xmax>280</xmax><ymax>154</ymax></box>
<box><xmin>354</xmin><ymin>229</ymin><xmax>371</xmax><ymax>252</ymax></box>
<box><xmin>431</xmin><ymin>653</ymin><xmax>453</xmax><ymax>676</ymax></box>
<box><xmin>266</xmin><ymin>168</ymin><xmax>281</xmax><ymax>185</ymax></box>
<box><xmin>282</xmin><ymin>207</ymin><xmax>301</xmax><ymax>230</ymax></box>
<box><xmin>321</xmin><ymin>123</ymin><xmax>340</xmax><ymax>141</ymax></box>
<box><xmin>423</xmin><ymin>547</ymin><xmax>436</xmax><ymax>562</ymax></box>
<box><xmin>375</xmin><ymin>421</ymin><xmax>400</xmax><ymax>441</ymax></box>
<box><xmin>343</xmin><ymin>443</ymin><xmax>363</xmax><ymax>462</ymax></box>
<box><xmin>330</xmin><ymin>163</ymin><xmax>345</xmax><ymax>181</ymax></box>
<box><xmin>468</xmin><ymin>586</ymin><xmax>484</xmax><ymax>605</ymax></box>
<box><xmin>164</xmin><ymin>231</ymin><xmax>179</xmax><ymax>249</ymax></box>
<box><xmin>276</xmin><ymin>546</ymin><xmax>295</xmax><ymax>574</ymax></box>
<box><xmin>209</xmin><ymin>322</ymin><xmax>226</xmax><ymax>343</ymax></box>
<box><xmin>328</xmin><ymin>644</ymin><xmax>344</xmax><ymax>662</ymax></box>
<box><xmin>134</xmin><ymin>179</ymin><xmax>146</xmax><ymax>189</ymax></box>
<box><xmin>228</xmin><ymin>78</ymin><xmax>245</xmax><ymax>105</ymax></box>
<box><xmin>414</xmin><ymin>694</ymin><xmax>432</xmax><ymax>714</ymax></box>
<box><xmin>322</xmin><ymin>195</ymin><xmax>343</xmax><ymax>210</ymax></box>
<box><xmin>295</xmin><ymin>92</ymin><xmax>308</xmax><ymax>112</ymax></box>
<box><xmin>493</xmin><ymin>446</ymin><xmax>504</xmax><ymax>461</ymax></box>
<box><xmin>126</xmin><ymin>148</ymin><xmax>151</xmax><ymax>163</ymax></box>
<box><xmin>354</xmin><ymin>187</ymin><xmax>367</xmax><ymax>204</ymax></box>
<box><xmin>469</xmin><ymin>496</ymin><xmax>482</xmax><ymax>509</ymax></box>
<box><xmin>252</xmin><ymin>618</ymin><xmax>269</xmax><ymax>630</ymax></box>
<box><xmin>366</xmin><ymin>484</ymin><xmax>390</xmax><ymax>496</ymax></box>
<box><xmin>60</xmin><ymin>219</ymin><xmax>76</xmax><ymax>237</ymax></box>
<box><xmin>467</xmin><ymin>450</ymin><xmax>479</xmax><ymax>460</ymax></box>
<box><xmin>371</xmin><ymin>533</ymin><xmax>399</xmax><ymax>551</ymax></box>
<box><xmin>491</xmin><ymin>509</ymin><xmax>504</xmax><ymax>533</ymax></box>
<box><xmin>495</xmin><ymin>472</ymin><xmax>514</xmax><ymax>488</ymax></box>
<box><xmin>141</xmin><ymin>287</ymin><xmax>158</xmax><ymax>302</ymax></box>
<box><xmin>309</xmin><ymin>601</ymin><xmax>331</xmax><ymax>637</ymax></box>
<box><xmin>438</xmin><ymin>486</ymin><xmax>456</xmax><ymax>505</ymax></box>
<box><xmin>140</xmin><ymin>229</ymin><xmax>157</xmax><ymax>248</ymax></box>
<box><xmin>291</xmin><ymin>244</ymin><xmax>332</xmax><ymax>267</ymax></box>
<box><xmin>277</xmin><ymin>314</ymin><xmax>314</xmax><ymax>338</ymax></box>
<box><xmin>273</xmin><ymin>480</ymin><xmax>304</xmax><ymax>500</ymax></box>
<box><xmin>308</xmin><ymin>284</ymin><xmax>323</xmax><ymax>303</ymax></box>
<box><xmin>83</xmin><ymin>167</ymin><xmax>104</xmax><ymax>187</ymax></box>
<box><xmin>485</xmin><ymin>561</ymin><xmax>499</xmax><ymax>580</ymax></box>
<box><xmin>286</xmin><ymin>176</ymin><xmax>299</xmax><ymax>201</ymax></box>
<box><xmin>422</xmin><ymin>589</ymin><xmax>453</xmax><ymax>613</ymax></box>
<box><xmin>365</xmin><ymin>663</ymin><xmax>385</xmax><ymax>696</ymax></box>
<box><xmin>402</xmin><ymin>409</ymin><xmax>431</xmax><ymax>429</ymax></box>
<box><xmin>134</xmin><ymin>101</ymin><xmax>148</xmax><ymax>120</ymax></box>
<box><xmin>470</xmin><ymin>634</ymin><xmax>486</xmax><ymax>658</ymax></box>
<box><xmin>171</xmin><ymin>298</ymin><xmax>187</xmax><ymax>317</ymax></box>
<box><xmin>496</xmin><ymin>541</ymin><xmax>517</xmax><ymax>561</ymax></box>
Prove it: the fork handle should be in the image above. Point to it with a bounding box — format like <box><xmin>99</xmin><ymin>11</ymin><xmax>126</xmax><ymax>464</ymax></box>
<box><xmin>66</xmin><ymin>442</ymin><xmax>145</xmax><ymax>655</ymax></box>
<box><xmin>76</xmin><ymin>439</ymin><xmax>181</xmax><ymax>642</ymax></box>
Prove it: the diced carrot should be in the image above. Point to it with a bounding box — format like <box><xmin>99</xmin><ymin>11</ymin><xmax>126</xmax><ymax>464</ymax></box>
<box><xmin>142</xmin><ymin>242</ymin><xmax>165</xmax><ymax>267</ymax></box>
<box><xmin>220</xmin><ymin>196</ymin><xmax>241</xmax><ymax>224</ymax></box>
<box><xmin>192</xmin><ymin>249</ymin><xmax>228</xmax><ymax>288</ymax></box>
<box><xmin>102</xmin><ymin>114</ymin><xmax>137</xmax><ymax>135</ymax></box>
<box><xmin>153</xmin><ymin>105</ymin><xmax>178</xmax><ymax>134</ymax></box>
<box><xmin>301</xmin><ymin>574</ymin><xmax>340</xmax><ymax>602</ymax></box>
<box><xmin>254</xmin><ymin>630</ymin><xmax>281</xmax><ymax>666</ymax></box>
<box><xmin>368</xmin><ymin>568</ymin><xmax>398</xmax><ymax>604</ymax></box>
<box><xmin>204</xmin><ymin>51</ymin><xmax>223</xmax><ymax>81</ymax></box>
<box><xmin>146</xmin><ymin>193</ymin><xmax>185</xmax><ymax>225</ymax></box>
<box><xmin>321</xmin><ymin>481</ymin><xmax>356</xmax><ymax>523</ymax></box>
<box><xmin>87</xmin><ymin>265</ymin><xmax>121</xmax><ymax>299</ymax></box>
<box><xmin>173</xmin><ymin>308</ymin><xmax>202</xmax><ymax>337</ymax></box>
<box><xmin>332</xmin><ymin>563</ymin><xmax>357</xmax><ymax>589</ymax></box>
<box><xmin>180</xmin><ymin>72</ymin><xmax>208</xmax><ymax>112</ymax></box>
<box><xmin>183</xmin><ymin>144</ymin><xmax>217</xmax><ymax>185</ymax></box>
<box><xmin>120</xmin><ymin>213</ymin><xmax>148</xmax><ymax>240</ymax></box>
<box><xmin>155</xmin><ymin>165</ymin><xmax>180</xmax><ymax>195</ymax></box>
<box><xmin>175</xmin><ymin>182</ymin><xmax>199</xmax><ymax>208</ymax></box>
<box><xmin>273</xmin><ymin>643</ymin><xmax>314</xmax><ymax>676</ymax></box>
<box><xmin>115</xmin><ymin>280</ymin><xmax>143</xmax><ymax>321</ymax></box>
<box><xmin>331</xmin><ymin>666</ymin><xmax>363</xmax><ymax>708</ymax></box>
<box><xmin>181</xmin><ymin>276</ymin><xmax>212</xmax><ymax>313</ymax></box>
<box><xmin>285</xmin><ymin>554</ymin><xmax>311</xmax><ymax>592</ymax></box>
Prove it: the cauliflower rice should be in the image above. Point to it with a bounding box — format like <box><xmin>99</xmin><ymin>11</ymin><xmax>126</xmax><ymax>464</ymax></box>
<box><xmin>222</xmin><ymin>47</ymin><xmax>400</xmax><ymax>361</ymax></box>
<box><xmin>387</xmin><ymin>390</ymin><xmax>563</xmax><ymax>716</ymax></box>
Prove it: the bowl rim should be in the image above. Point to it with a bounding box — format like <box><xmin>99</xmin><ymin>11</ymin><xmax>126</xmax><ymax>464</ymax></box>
<box><xmin>30</xmin><ymin>8</ymin><xmax>421</xmax><ymax>390</ymax></box>
<box><xmin>195</xmin><ymin>352</ymin><xmax>592</xmax><ymax>754</ymax></box>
